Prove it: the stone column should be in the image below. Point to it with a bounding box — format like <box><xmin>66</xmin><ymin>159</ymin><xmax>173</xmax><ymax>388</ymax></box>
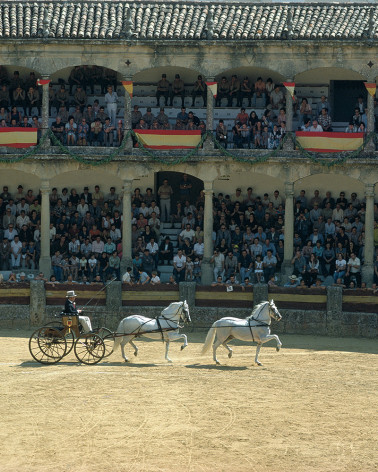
<box><xmin>201</xmin><ymin>181</ymin><xmax>214</xmax><ymax>284</ymax></box>
<box><xmin>120</xmin><ymin>179</ymin><xmax>133</xmax><ymax>274</ymax></box>
<box><xmin>39</xmin><ymin>180</ymin><xmax>51</xmax><ymax>277</ymax></box>
<box><xmin>204</xmin><ymin>77</ymin><xmax>214</xmax><ymax>151</ymax></box>
<box><xmin>283</xmin><ymin>81</ymin><xmax>294</xmax><ymax>151</ymax></box>
<box><xmin>122</xmin><ymin>76</ymin><xmax>133</xmax><ymax>152</ymax></box>
<box><xmin>364</xmin><ymin>88</ymin><xmax>376</xmax><ymax>152</ymax></box>
<box><xmin>281</xmin><ymin>181</ymin><xmax>294</xmax><ymax>278</ymax></box>
<box><xmin>361</xmin><ymin>183</ymin><xmax>375</xmax><ymax>286</ymax></box>
<box><xmin>41</xmin><ymin>75</ymin><xmax>51</xmax><ymax>147</ymax></box>
<box><xmin>30</xmin><ymin>280</ymin><xmax>46</xmax><ymax>326</ymax></box>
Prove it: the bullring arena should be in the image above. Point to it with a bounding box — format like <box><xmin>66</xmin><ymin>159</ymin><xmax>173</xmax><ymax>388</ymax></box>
<box><xmin>1</xmin><ymin>0</ymin><xmax>378</xmax><ymax>470</ymax></box>
<box><xmin>1</xmin><ymin>325</ymin><xmax>377</xmax><ymax>472</ymax></box>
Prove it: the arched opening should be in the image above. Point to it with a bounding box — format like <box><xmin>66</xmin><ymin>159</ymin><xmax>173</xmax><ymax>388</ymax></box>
<box><xmin>156</xmin><ymin>171</ymin><xmax>204</xmax><ymax>207</ymax></box>
<box><xmin>0</xmin><ymin>65</ymin><xmax>43</xmax><ymax>120</ymax></box>
<box><xmin>294</xmin><ymin>67</ymin><xmax>367</xmax><ymax>125</ymax></box>
<box><xmin>132</xmin><ymin>66</ymin><xmax>206</xmax><ymax>112</ymax></box>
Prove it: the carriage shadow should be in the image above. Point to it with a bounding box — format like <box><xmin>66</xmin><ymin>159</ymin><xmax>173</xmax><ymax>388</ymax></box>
<box><xmin>185</xmin><ymin>363</ymin><xmax>248</xmax><ymax>371</ymax></box>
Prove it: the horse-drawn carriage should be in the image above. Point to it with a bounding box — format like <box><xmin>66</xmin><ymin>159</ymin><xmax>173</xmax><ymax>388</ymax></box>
<box><xmin>28</xmin><ymin>314</ymin><xmax>114</xmax><ymax>365</ymax></box>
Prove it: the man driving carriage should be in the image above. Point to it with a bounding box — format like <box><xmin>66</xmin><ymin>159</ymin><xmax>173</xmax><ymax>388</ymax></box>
<box><xmin>63</xmin><ymin>290</ymin><xmax>92</xmax><ymax>333</ymax></box>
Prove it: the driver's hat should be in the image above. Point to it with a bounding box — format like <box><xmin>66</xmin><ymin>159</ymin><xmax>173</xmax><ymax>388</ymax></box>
<box><xmin>66</xmin><ymin>290</ymin><xmax>78</xmax><ymax>298</ymax></box>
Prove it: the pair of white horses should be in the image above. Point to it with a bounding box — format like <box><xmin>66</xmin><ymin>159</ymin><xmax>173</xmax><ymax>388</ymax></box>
<box><xmin>113</xmin><ymin>300</ymin><xmax>282</xmax><ymax>365</ymax></box>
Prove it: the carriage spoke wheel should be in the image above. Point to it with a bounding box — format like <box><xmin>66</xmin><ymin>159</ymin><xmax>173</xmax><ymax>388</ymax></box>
<box><xmin>74</xmin><ymin>333</ymin><xmax>105</xmax><ymax>365</ymax></box>
<box><xmin>95</xmin><ymin>327</ymin><xmax>114</xmax><ymax>357</ymax></box>
<box><xmin>29</xmin><ymin>327</ymin><xmax>67</xmax><ymax>364</ymax></box>
<box><xmin>42</xmin><ymin>321</ymin><xmax>75</xmax><ymax>356</ymax></box>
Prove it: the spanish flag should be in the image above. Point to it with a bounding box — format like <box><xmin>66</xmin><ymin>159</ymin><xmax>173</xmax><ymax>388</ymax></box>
<box><xmin>364</xmin><ymin>82</ymin><xmax>376</xmax><ymax>97</ymax></box>
<box><xmin>296</xmin><ymin>131</ymin><xmax>364</xmax><ymax>153</ymax></box>
<box><xmin>122</xmin><ymin>81</ymin><xmax>133</xmax><ymax>98</ymax></box>
<box><xmin>206</xmin><ymin>82</ymin><xmax>217</xmax><ymax>99</ymax></box>
<box><xmin>135</xmin><ymin>130</ymin><xmax>201</xmax><ymax>149</ymax></box>
<box><xmin>0</xmin><ymin>128</ymin><xmax>38</xmax><ymax>148</ymax></box>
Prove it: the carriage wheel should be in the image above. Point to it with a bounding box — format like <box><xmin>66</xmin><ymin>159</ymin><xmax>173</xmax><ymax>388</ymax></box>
<box><xmin>96</xmin><ymin>327</ymin><xmax>114</xmax><ymax>358</ymax></box>
<box><xmin>42</xmin><ymin>321</ymin><xmax>75</xmax><ymax>356</ymax></box>
<box><xmin>29</xmin><ymin>327</ymin><xmax>67</xmax><ymax>364</ymax></box>
<box><xmin>74</xmin><ymin>333</ymin><xmax>105</xmax><ymax>365</ymax></box>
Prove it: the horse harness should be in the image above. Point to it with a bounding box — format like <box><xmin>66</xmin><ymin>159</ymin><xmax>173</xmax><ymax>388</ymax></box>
<box><xmin>248</xmin><ymin>304</ymin><xmax>270</xmax><ymax>343</ymax></box>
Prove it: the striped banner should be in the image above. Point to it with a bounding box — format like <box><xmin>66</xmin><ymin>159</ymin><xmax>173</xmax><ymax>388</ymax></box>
<box><xmin>0</xmin><ymin>284</ymin><xmax>30</xmax><ymax>305</ymax></box>
<box><xmin>206</xmin><ymin>82</ymin><xmax>218</xmax><ymax>98</ymax></box>
<box><xmin>364</xmin><ymin>82</ymin><xmax>376</xmax><ymax>97</ymax></box>
<box><xmin>195</xmin><ymin>286</ymin><xmax>253</xmax><ymax>308</ymax></box>
<box><xmin>0</xmin><ymin>127</ymin><xmax>38</xmax><ymax>148</ymax></box>
<box><xmin>342</xmin><ymin>290</ymin><xmax>378</xmax><ymax>313</ymax></box>
<box><xmin>37</xmin><ymin>79</ymin><xmax>51</xmax><ymax>86</ymax></box>
<box><xmin>122</xmin><ymin>285</ymin><xmax>179</xmax><ymax>306</ymax></box>
<box><xmin>268</xmin><ymin>287</ymin><xmax>327</xmax><ymax>310</ymax></box>
<box><xmin>135</xmin><ymin>130</ymin><xmax>202</xmax><ymax>149</ymax></box>
<box><xmin>296</xmin><ymin>131</ymin><xmax>364</xmax><ymax>152</ymax></box>
<box><xmin>46</xmin><ymin>284</ymin><xmax>106</xmax><ymax>306</ymax></box>
<box><xmin>122</xmin><ymin>80</ymin><xmax>133</xmax><ymax>97</ymax></box>
<box><xmin>283</xmin><ymin>82</ymin><xmax>295</xmax><ymax>98</ymax></box>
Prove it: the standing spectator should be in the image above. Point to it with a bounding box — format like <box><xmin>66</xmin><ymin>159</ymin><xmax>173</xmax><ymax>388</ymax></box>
<box><xmin>173</xmin><ymin>248</ymin><xmax>186</xmax><ymax>283</ymax></box>
<box><xmin>210</xmin><ymin>248</ymin><xmax>225</xmax><ymax>282</ymax></box>
<box><xmin>252</xmin><ymin>77</ymin><xmax>266</xmax><ymax>106</ymax></box>
<box><xmin>156</xmin><ymin>74</ymin><xmax>170</xmax><ymax>107</ymax></box>
<box><xmin>318</xmin><ymin>108</ymin><xmax>333</xmax><ymax>132</ymax></box>
<box><xmin>77</xmin><ymin>118</ymin><xmax>89</xmax><ymax>146</ymax></box>
<box><xmin>104</xmin><ymin>85</ymin><xmax>118</xmax><ymax>127</ymax></box>
<box><xmin>170</xmin><ymin>74</ymin><xmax>185</xmax><ymax>107</ymax></box>
<box><xmin>216</xmin><ymin>119</ymin><xmax>228</xmax><ymax>148</ymax></box>
<box><xmin>158</xmin><ymin>179</ymin><xmax>173</xmax><ymax>222</ymax></box>
<box><xmin>344</xmin><ymin>253</ymin><xmax>361</xmax><ymax>287</ymax></box>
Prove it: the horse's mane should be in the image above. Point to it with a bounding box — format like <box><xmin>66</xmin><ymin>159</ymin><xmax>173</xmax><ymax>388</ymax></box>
<box><xmin>246</xmin><ymin>301</ymin><xmax>268</xmax><ymax>320</ymax></box>
<box><xmin>161</xmin><ymin>301</ymin><xmax>183</xmax><ymax>316</ymax></box>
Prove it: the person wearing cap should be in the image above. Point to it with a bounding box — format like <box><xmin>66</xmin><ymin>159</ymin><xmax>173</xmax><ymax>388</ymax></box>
<box><xmin>131</xmin><ymin>104</ymin><xmax>142</xmax><ymax>129</ymax></box>
<box><xmin>156</xmin><ymin>74</ymin><xmax>170</xmax><ymax>107</ymax></box>
<box><xmin>53</xmin><ymin>84</ymin><xmax>69</xmax><ymax>113</ymax></box>
<box><xmin>284</xmin><ymin>275</ymin><xmax>300</xmax><ymax>287</ymax></box>
<box><xmin>73</xmin><ymin>84</ymin><xmax>87</xmax><ymax>111</ymax></box>
<box><xmin>170</xmin><ymin>73</ymin><xmax>185</xmax><ymax>107</ymax></box>
<box><xmin>63</xmin><ymin>290</ymin><xmax>92</xmax><ymax>333</ymax></box>
<box><xmin>143</xmin><ymin>107</ymin><xmax>155</xmax><ymax>128</ymax></box>
<box><xmin>18</xmin><ymin>272</ymin><xmax>28</xmax><ymax>284</ymax></box>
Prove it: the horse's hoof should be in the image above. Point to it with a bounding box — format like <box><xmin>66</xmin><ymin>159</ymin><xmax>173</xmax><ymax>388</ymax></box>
<box><xmin>134</xmin><ymin>351</ymin><xmax>138</xmax><ymax>357</ymax></box>
<box><xmin>256</xmin><ymin>362</ymin><xmax>263</xmax><ymax>366</ymax></box>
<box><xmin>215</xmin><ymin>361</ymin><xmax>221</xmax><ymax>365</ymax></box>
<box><xmin>228</xmin><ymin>351</ymin><xmax>233</xmax><ymax>358</ymax></box>
<box><xmin>276</xmin><ymin>346</ymin><xmax>281</xmax><ymax>352</ymax></box>
<box><xmin>124</xmin><ymin>358</ymin><xmax>129</xmax><ymax>363</ymax></box>
<box><xmin>181</xmin><ymin>344</ymin><xmax>187</xmax><ymax>351</ymax></box>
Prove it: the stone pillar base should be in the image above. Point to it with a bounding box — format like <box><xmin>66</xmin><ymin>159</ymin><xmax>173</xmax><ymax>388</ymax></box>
<box><xmin>201</xmin><ymin>259</ymin><xmax>213</xmax><ymax>285</ymax></box>
<box><xmin>124</xmin><ymin>135</ymin><xmax>133</xmax><ymax>153</ymax></box>
<box><xmin>361</xmin><ymin>263</ymin><xmax>374</xmax><ymax>287</ymax></box>
<box><xmin>281</xmin><ymin>261</ymin><xmax>293</xmax><ymax>283</ymax></box>
<box><xmin>283</xmin><ymin>133</ymin><xmax>294</xmax><ymax>151</ymax></box>
<box><xmin>203</xmin><ymin>137</ymin><xmax>214</xmax><ymax>151</ymax></box>
<box><xmin>120</xmin><ymin>257</ymin><xmax>133</xmax><ymax>276</ymax></box>
<box><xmin>363</xmin><ymin>139</ymin><xmax>376</xmax><ymax>153</ymax></box>
<box><xmin>39</xmin><ymin>256</ymin><xmax>52</xmax><ymax>279</ymax></box>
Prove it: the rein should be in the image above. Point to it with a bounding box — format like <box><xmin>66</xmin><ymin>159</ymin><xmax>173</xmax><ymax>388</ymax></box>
<box><xmin>248</xmin><ymin>303</ymin><xmax>272</xmax><ymax>341</ymax></box>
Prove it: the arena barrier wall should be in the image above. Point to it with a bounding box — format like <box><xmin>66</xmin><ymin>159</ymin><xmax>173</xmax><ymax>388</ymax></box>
<box><xmin>0</xmin><ymin>281</ymin><xmax>376</xmax><ymax>337</ymax></box>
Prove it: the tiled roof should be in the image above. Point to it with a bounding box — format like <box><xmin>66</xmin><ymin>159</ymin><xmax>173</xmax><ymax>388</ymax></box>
<box><xmin>0</xmin><ymin>2</ymin><xmax>376</xmax><ymax>41</ymax></box>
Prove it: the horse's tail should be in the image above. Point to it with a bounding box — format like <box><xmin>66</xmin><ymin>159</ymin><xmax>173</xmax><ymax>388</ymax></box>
<box><xmin>201</xmin><ymin>323</ymin><xmax>217</xmax><ymax>355</ymax></box>
<box><xmin>112</xmin><ymin>320</ymin><xmax>124</xmax><ymax>352</ymax></box>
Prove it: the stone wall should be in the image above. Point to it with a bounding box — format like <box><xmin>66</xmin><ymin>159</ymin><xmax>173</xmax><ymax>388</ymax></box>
<box><xmin>0</xmin><ymin>282</ymin><xmax>376</xmax><ymax>338</ymax></box>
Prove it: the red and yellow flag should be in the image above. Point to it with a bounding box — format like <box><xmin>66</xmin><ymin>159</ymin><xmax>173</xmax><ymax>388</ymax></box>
<box><xmin>206</xmin><ymin>82</ymin><xmax>217</xmax><ymax>98</ymax></box>
<box><xmin>283</xmin><ymin>82</ymin><xmax>295</xmax><ymax>99</ymax></box>
<box><xmin>36</xmin><ymin>79</ymin><xmax>51</xmax><ymax>86</ymax></box>
<box><xmin>296</xmin><ymin>131</ymin><xmax>364</xmax><ymax>153</ymax></box>
<box><xmin>122</xmin><ymin>81</ymin><xmax>133</xmax><ymax>98</ymax></box>
<box><xmin>364</xmin><ymin>82</ymin><xmax>376</xmax><ymax>97</ymax></box>
<box><xmin>134</xmin><ymin>130</ymin><xmax>201</xmax><ymax>149</ymax></box>
<box><xmin>0</xmin><ymin>128</ymin><xmax>38</xmax><ymax>148</ymax></box>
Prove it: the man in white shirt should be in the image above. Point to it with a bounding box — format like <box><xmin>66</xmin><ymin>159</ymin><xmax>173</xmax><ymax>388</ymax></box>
<box><xmin>309</xmin><ymin>119</ymin><xmax>323</xmax><ymax>132</ymax></box>
<box><xmin>122</xmin><ymin>267</ymin><xmax>133</xmax><ymax>285</ymax></box>
<box><xmin>173</xmin><ymin>249</ymin><xmax>186</xmax><ymax>283</ymax></box>
<box><xmin>193</xmin><ymin>238</ymin><xmax>204</xmax><ymax>258</ymax></box>
<box><xmin>179</xmin><ymin>224</ymin><xmax>196</xmax><ymax>247</ymax></box>
<box><xmin>104</xmin><ymin>85</ymin><xmax>118</xmax><ymax>127</ymax></box>
<box><xmin>210</xmin><ymin>248</ymin><xmax>225</xmax><ymax>282</ymax></box>
<box><xmin>345</xmin><ymin>253</ymin><xmax>361</xmax><ymax>287</ymax></box>
<box><xmin>10</xmin><ymin>235</ymin><xmax>22</xmax><ymax>268</ymax></box>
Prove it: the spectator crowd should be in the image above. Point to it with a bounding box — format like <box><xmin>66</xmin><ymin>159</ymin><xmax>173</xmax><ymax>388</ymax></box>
<box><xmin>1</xmin><ymin>178</ymin><xmax>377</xmax><ymax>289</ymax></box>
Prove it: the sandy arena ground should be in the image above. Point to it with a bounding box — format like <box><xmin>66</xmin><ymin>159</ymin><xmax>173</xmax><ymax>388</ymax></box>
<box><xmin>0</xmin><ymin>329</ymin><xmax>377</xmax><ymax>472</ymax></box>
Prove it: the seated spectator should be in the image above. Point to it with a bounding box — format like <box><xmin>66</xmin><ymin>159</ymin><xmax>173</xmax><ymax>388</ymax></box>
<box><xmin>90</xmin><ymin>118</ymin><xmax>104</xmax><ymax>146</ymax></box>
<box><xmin>211</xmin><ymin>275</ymin><xmax>224</xmax><ymax>287</ymax></box>
<box><xmin>333</xmin><ymin>253</ymin><xmax>347</xmax><ymax>283</ymax></box>
<box><xmin>318</xmin><ymin>108</ymin><xmax>332</xmax><ymax>131</ymax></box>
<box><xmin>65</xmin><ymin>116</ymin><xmax>77</xmax><ymax>146</ymax></box>
<box><xmin>216</xmin><ymin>77</ymin><xmax>230</xmax><ymax>107</ymax></box>
<box><xmin>156</xmin><ymin>74</ymin><xmax>170</xmax><ymax>107</ymax></box>
<box><xmin>252</xmin><ymin>77</ymin><xmax>266</xmax><ymax>106</ymax></box>
<box><xmin>254</xmin><ymin>254</ymin><xmax>263</xmax><ymax>283</ymax></box>
<box><xmin>309</xmin><ymin>119</ymin><xmax>323</xmax><ymax>132</ymax></box>
<box><xmin>51</xmin><ymin>116</ymin><xmax>65</xmax><ymax>144</ymax></box>
<box><xmin>216</xmin><ymin>119</ymin><xmax>228</xmax><ymax>148</ymax></box>
<box><xmin>284</xmin><ymin>274</ymin><xmax>300</xmax><ymax>288</ymax></box>
<box><xmin>299</xmin><ymin>98</ymin><xmax>312</xmax><ymax>127</ymax></box>
<box><xmin>103</xmin><ymin>117</ymin><xmax>115</xmax><ymax>147</ymax></box>
<box><xmin>26</xmin><ymin>86</ymin><xmax>40</xmax><ymax>116</ymax></box>
<box><xmin>191</xmin><ymin>75</ymin><xmax>206</xmax><ymax>107</ymax></box>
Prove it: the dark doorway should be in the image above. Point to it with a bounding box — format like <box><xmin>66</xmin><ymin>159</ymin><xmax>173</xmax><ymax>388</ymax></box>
<box><xmin>155</xmin><ymin>172</ymin><xmax>203</xmax><ymax>206</ymax></box>
<box><xmin>331</xmin><ymin>80</ymin><xmax>366</xmax><ymax>122</ymax></box>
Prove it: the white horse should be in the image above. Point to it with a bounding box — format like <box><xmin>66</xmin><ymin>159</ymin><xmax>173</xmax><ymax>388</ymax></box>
<box><xmin>202</xmin><ymin>300</ymin><xmax>282</xmax><ymax>366</ymax></box>
<box><xmin>113</xmin><ymin>300</ymin><xmax>191</xmax><ymax>363</ymax></box>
